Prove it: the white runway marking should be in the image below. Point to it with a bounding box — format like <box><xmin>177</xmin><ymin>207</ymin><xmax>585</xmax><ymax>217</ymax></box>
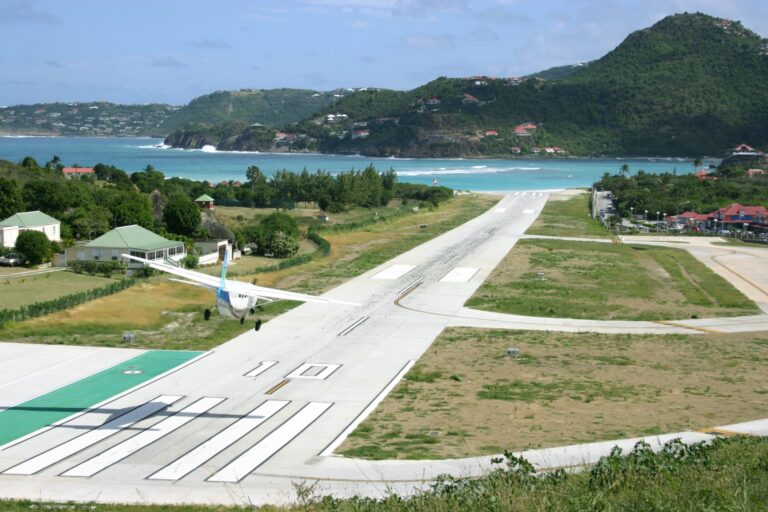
<box><xmin>320</xmin><ymin>360</ymin><xmax>414</xmax><ymax>456</ymax></box>
<box><xmin>371</xmin><ymin>264</ymin><xmax>416</xmax><ymax>280</ymax></box>
<box><xmin>61</xmin><ymin>397</ymin><xmax>224</xmax><ymax>478</ymax></box>
<box><xmin>338</xmin><ymin>316</ymin><xmax>369</xmax><ymax>336</ymax></box>
<box><xmin>4</xmin><ymin>395</ymin><xmax>182</xmax><ymax>476</ymax></box>
<box><xmin>287</xmin><ymin>363</ymin><xmax>341</xmax><ymax>380</ymax></box>
<box><xmin>244</xmin><ymin>361</ymin><xmax>277</xmax><ymax>377</ymax></box>
<box><xmin>493</xmin><ymin>208</ymin><xmax>507</xmax><ymax>213</ymax></box>
<box><xmin>148</xmin><ymin>400</ymin><xmax>289</xmax><ymax>481</ymax></box>
<box><xmin>440</xmin><ymin>267</ymin><xmax>480</xmax><ymax>283</ymax></box>
<box><xmin>523</xmin><ymin>209</ymin><xmax>536</xmax><ymax>214</ymax></box>
<box><xmin>208</xmin><ymin>402</ymin><xmax>332</xmax><ymax>483</ymax></box>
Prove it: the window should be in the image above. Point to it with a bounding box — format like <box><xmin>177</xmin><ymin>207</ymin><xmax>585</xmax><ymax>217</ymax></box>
<box><xmin>130</xmin><ymin>251</ymin><xmax>146</xmax><ymax>259</ymax></box>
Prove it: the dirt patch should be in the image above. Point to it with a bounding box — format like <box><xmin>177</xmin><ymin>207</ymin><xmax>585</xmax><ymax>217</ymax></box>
<box><xmin>340</xmin><ymin>328</ymin><xmax>768</xmax><ymax>459</ymax></box>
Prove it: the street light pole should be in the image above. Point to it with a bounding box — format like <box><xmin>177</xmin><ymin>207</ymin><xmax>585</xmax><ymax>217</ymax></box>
<box><xmin>644</xmin><ymin>210</ymin><xmax>648</xmax><ymax>221</ymax></box>
<box><xmin>656</xmin><ymin>211</ymin><xmax>660</xmax><ymax>222</ymax></box>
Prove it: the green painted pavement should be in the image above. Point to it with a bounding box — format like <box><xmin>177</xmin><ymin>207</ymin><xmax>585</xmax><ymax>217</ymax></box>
<box><xmin>0</xmin><ymin>350</ymin><xmax>202</xmax><ymax>446</ymax></box>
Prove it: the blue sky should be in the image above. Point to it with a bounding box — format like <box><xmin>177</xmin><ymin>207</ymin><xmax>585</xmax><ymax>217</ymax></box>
<box><xmin>1</xmin><ymin>0</ymin><xmax>767</xmax><ymax>105</ymax></box>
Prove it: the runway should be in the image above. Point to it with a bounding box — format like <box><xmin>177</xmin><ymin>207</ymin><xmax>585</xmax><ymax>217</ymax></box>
<box><xmin>1</xmin><ymin>191</ymin><xmax>766</xmax><ymax>506</ymax></box>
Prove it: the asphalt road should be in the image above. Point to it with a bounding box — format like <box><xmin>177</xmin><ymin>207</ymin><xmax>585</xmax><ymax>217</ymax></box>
<box><xmin>1</xmin><ymin>192</ymin><xmax>767</xmax><ymax>506</ymax></box>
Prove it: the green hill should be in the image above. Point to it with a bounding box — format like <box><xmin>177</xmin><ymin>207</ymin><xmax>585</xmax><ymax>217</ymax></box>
<box><xmin>158</xmin><ymin>88</ymin><xmax>344</xmax><ymax>133</ymax></box>
<box><xmin>164</xmin><ymin>12</ymin><xmax>768</xmax><ymax>157</ymax></box>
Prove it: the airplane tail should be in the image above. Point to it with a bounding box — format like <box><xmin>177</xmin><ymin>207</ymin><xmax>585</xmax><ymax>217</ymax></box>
<box><xmin>217</xmin><ymin>247</ymin><xmax>229</xmax><ymax>301</ymax></box>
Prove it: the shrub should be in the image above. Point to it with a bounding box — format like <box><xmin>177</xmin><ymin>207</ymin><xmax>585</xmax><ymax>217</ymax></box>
<box><xmin>14</xmin><ymin>230</ymin><xmax>52</xmax><ymax>266</ymax></box>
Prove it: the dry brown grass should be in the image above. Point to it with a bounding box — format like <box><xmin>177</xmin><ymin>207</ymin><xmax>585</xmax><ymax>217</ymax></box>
<box><xmin>340</xmin><ymin>327</ymin><xmax>768</xmax><ymax>459</ymax></box>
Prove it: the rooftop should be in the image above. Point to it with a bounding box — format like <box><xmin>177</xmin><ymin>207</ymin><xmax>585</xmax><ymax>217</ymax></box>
<box><xmin>0</xmin><ymin>210</ymin><xmax>60</xmax><ymax>228</ymax></box>
<box><xmin>85</xmin><ymin>225</ymin><xmax>180</xmax><ymax>251</ymax></box>
<box><xmin>195</xmin><ymin>194</ymin><xmax>215</xmax><ymax>202</ymax></box>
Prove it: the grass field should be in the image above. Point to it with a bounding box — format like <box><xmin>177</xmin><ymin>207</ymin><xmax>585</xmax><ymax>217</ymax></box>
<box><xmin>0</xmin><ymin>271</ymin><xmax>117</xmax><ymax>309</ymax></box>
<box><xmin>339</xmin><ymin>327</ymin><xmax>768</xmax><ymax>459</ymax></box>
<box><xmin>526</xmin><ymin>191</ymin><xmax>608</xmax><ymax>238</ymax></box>
<box><xmin>198</xmin><ymin>239</ymin><xmax>317</xmax><ymax>276</ymax></box>
<box><xmin>466</xmin><ymin>238</ymin><xmax>758</xmax><ymax>321</ymax></box>
<box><xmin>1</xmin><ymin>194</ymin><xmax>498</xmax><ymax>350</ymax></box>
<box><xmin>214</xmin><ymin>201</ymin><xmax>407</xmax><ymax>230</ymax></box>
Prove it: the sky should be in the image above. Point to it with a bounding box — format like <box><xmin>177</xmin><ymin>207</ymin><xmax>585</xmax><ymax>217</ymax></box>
<box><xmin>1</xmin><ymin>0</ymin><xmax>767</xmax><ymax>106</ymax></box>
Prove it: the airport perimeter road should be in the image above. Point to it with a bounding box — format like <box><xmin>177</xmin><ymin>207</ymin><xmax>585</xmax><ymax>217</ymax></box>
<box><xmin>0</xmin><ymin>191</ymin><xmax>554</xmax><ymax>506</ymax></box>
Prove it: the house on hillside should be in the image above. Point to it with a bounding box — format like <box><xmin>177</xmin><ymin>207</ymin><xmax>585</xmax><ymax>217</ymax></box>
<box><xmin>0</xmin><ymin>211</ymin><xmax>61</xmax><ymax>248</ymax></box>
<box><xmin>351</xmin><ymin>129</ymin><xmax>370</xmax><ymax>139</ymax></box>
<box><xmin>484</xmin><ymin>130</ymin><xmax>498</xmax><ymax>137</ymax></box>
<box><xmin>64</xmin><ymin>224</ymin><xmax>185</xmax><ymax>269</ymax></box>
<box><xmin>62</xmin><ymin>167</ymin><xmax>95</xmax><ymax>179</ymax></box>
<box><xmin>461</xmin><ymin>93</ymin><xmax>480</xmax><ymax>105</ymax></box>
<box><xmin>747</xmin><ymin>168</ymin><xmax>767</xmax><ymax>177</ymax></box>
<box><xmin>195</xmin><ymin>194</ymin><xmax>215</xmax><ymax>210</ymax></box>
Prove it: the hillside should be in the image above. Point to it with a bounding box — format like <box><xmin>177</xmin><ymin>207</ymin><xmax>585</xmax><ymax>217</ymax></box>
<box><xmin>0</xmin><ymin>102</ymin><xmax>175</xmax><ymax>137</ymax></box>
<box><xmin>158</xmin><ymin>88</ymin><xmax>345</xmax><ymax>133</ymax></box>
<box><xmin>165</xmin><ymin>12</ymin><xmax>768</xmax><ymax>157</ymax></box>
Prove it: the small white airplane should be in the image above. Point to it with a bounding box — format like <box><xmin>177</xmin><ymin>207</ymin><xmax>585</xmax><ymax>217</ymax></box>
<box><xmin>122</xmin><ymin>250</ymin><xmax>358</xmax><ymax>331</ymax></box>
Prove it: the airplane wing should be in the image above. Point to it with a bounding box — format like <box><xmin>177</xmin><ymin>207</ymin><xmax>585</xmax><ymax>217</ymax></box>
<box><xmin>122</xmin><ymin>254</ymin><xmax>359</xmax><ymax>306</ymax></box>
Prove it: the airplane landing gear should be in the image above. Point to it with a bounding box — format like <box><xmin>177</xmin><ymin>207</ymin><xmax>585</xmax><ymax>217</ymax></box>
<box><xmin>204</xmin><ymin>309</ymin><xmax>211</xmax><ymax>321</ymax></box>
<box><xmin>240</xmin><ymin>317</ymin><xmax>245</xmax><ymax>325</ymax></box>
<box><xmin>255</xmin><ymin>319</ymin><xmax>262</xmax><ymax>331</ymax></box>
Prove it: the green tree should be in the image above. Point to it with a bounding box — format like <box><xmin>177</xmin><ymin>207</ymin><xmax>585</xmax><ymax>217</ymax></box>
<box><xmin>21</xmin><ymin>156</ymin><xmax>39</xmax><ymax>169</ymax></box>
<box><xmin>163</xmin><ymin>194</ymin><xmax>201</xmax><ymax>236</ymax></box>
<box><xmin>109</xmin><ymin>191</ymin><xmax>154</xmax><ymax>228</ymax></box>
<box><xmin>0</xmin><ymin>178</ymin><xmax>24</xmax><ymax>219</ymax></box>
<box><xmin>15</xmin><ymin>230</ymin><xmax>52</xmax><ymax>266</ymax></box>
<box><xmin>267</xmin><ymin>230</ymin><xmax>299</xmax><ymax>258</ymax></box>
<box><xmin>260</xmin><ymin>212</ymin><xmax>299</xmax><ymax>239</ymax></box>
<box><xmin>693</xmin><ymin>158</ymin><xmax>702</xmax><ymax>170</ymax></box>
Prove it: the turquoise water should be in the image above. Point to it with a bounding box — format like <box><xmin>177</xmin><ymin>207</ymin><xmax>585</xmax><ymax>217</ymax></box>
<box><xmin>0</xmin><ymin>136</ymin><xmax>712</xmax><ymax>191</ymax></box>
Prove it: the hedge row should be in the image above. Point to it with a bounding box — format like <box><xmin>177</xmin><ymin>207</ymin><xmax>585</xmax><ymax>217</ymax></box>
<box><xmin>316</xmin><ymin>208</ymin><xmax>413</xmax><ymax>234</ymax></box>
<box><xmin>0</xmin><ymin>277</ymin><xmax>139</xmax><ymax>329</ymax></box>
<box><xmin>226</xmin><ymin>231</ymin><xmax>331</xmax><ymax>277</ymax></box>
<box><xmin>71</xmin><ymin>259</ymin><xmax>127</xmax><ymax>276</ymax></box>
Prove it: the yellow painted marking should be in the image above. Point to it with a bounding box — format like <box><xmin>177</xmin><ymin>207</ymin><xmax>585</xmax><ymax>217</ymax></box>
<box><xmin>654</xmin><ymin>320</ymin><xmax>721</xmax><ymax>334</ymax></box>
<box><xmin>698</xmin><ymin>427</ymin><xmax>755</xmax><ymax>437</ymax></box>
<box><xmin>265</xmin><ymin>380</ymin><xmax>289</xmax><ymax>395</ymax></box>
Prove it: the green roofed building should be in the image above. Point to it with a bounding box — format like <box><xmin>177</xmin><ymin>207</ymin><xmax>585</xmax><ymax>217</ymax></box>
<box><xmin>195</xmin><ymin>194</ymin><xmax>215</xmax><ymax>210</ymax></box>
<box><xmin>0</xmin><ymin>210</ymin><xmax>61</xmax><ymax>248</ymax></box>
<box><xmin>65</xmin><ymin>225</ymin><xmax>185</xmax><ymax>269</ymax></box>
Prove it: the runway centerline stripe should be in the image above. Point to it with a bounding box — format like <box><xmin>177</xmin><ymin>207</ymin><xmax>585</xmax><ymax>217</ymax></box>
<box><xmin>208</xmin><ymin>402</ymin><xmax>333</xmax><ymax>483</ymax></box>
<box><xmin>244</xmin><ymin>361</ymin><xmax>277</xmax><ymax>378</ymax></box>
<box><xmin>148</xmin><ymin>400</ymin><xmax>290</xmax><ymax>481</ymax></box>
<box><xmin>338</xmin><ymin>316</ymin><xmax>368</xmax><ymax>336</ymax></box>
<box><xmin>0</xmin><ymin>350</ymin><xmax>203</xmax><ymax>448</ymax></box>
<box><xmin>3</xmin><ymin>395</ymin><xmax>182</xmax><ymax>476</ymax></box>
<box><xmin>61</xmin><ymin>397</ymin><xmax>224</xmax><ymax>478</ymax></box>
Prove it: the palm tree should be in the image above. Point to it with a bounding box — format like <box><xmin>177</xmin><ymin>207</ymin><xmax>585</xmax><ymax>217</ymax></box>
<box><xmin>619</xmin><ymin>163</ymin><xmax>630</xmax><ymax>177</ymax></box>
<box><xmin>693</xmin><ymin>157</ymin><xmax>702</xmax><ymax>171</ymax></box>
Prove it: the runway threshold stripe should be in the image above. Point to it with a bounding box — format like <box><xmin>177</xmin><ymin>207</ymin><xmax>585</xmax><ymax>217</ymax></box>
<box><xmin>0</xmin><ymin>350</ymin><xmax>204</xmax><ymax>449</ymax></box>
<box><xmin>3</xmin><ymin>395</ymin><xmax>182</xmax><ymax>476</ymax></box>
<box><xmin>244</xmin><ymin>361</ymin><xmax>277</xmax><ymax>377</ymax></box>
<box><xmin>208</xmin><ymin>402</ymin><xmax>333</xmax><ymax>483</ymax></box>
<box><xmin>149</xmin><ymin>400</ymin><xmax>290</xmax><ymax>481</ymax></box>
<box><xmin>61</xmin><ymin>397</ymin><xmax>224</xmax><ymax>478</ymax></box>
<box><xmin>320</xmin><ymin>360</ymin><xmax>415</xmax><ymax>457</ymax></box>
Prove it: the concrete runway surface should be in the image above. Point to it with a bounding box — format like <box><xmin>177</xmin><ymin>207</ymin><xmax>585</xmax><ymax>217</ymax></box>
<box><xmin>1</xmin><ymin>191</ymin><xmax>767</xmax><ymax>506</ymax></box>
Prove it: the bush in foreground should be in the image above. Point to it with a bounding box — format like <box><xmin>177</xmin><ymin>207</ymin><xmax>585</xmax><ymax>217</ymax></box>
<box><xmin>0</xmin><ymin>436</ymin><xmax>766</xmax><ymax>511</ymax></box>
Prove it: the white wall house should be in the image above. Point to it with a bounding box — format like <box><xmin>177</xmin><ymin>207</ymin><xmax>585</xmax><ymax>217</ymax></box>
<box><xmin>64</xmin><ymin>225</ymin><xmax>185</xmax><ymax>269</ymax></box>
<box><xmin>0</xmin><ymin>211</ymin><xmax>61</xmax><ymax>248</ymax></box>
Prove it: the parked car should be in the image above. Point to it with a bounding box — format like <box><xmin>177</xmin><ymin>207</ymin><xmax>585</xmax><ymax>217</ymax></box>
<box><xmin>0</xmin><ymin>253</ymin><xmax>23</xmax><ymax>266</ymax></box>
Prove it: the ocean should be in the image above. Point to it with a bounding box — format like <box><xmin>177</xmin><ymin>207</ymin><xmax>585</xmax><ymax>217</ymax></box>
<box><xmin>0</xmin><ymin>136</ymin><xmax>711</xmax><ymax>191</ymax></box>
